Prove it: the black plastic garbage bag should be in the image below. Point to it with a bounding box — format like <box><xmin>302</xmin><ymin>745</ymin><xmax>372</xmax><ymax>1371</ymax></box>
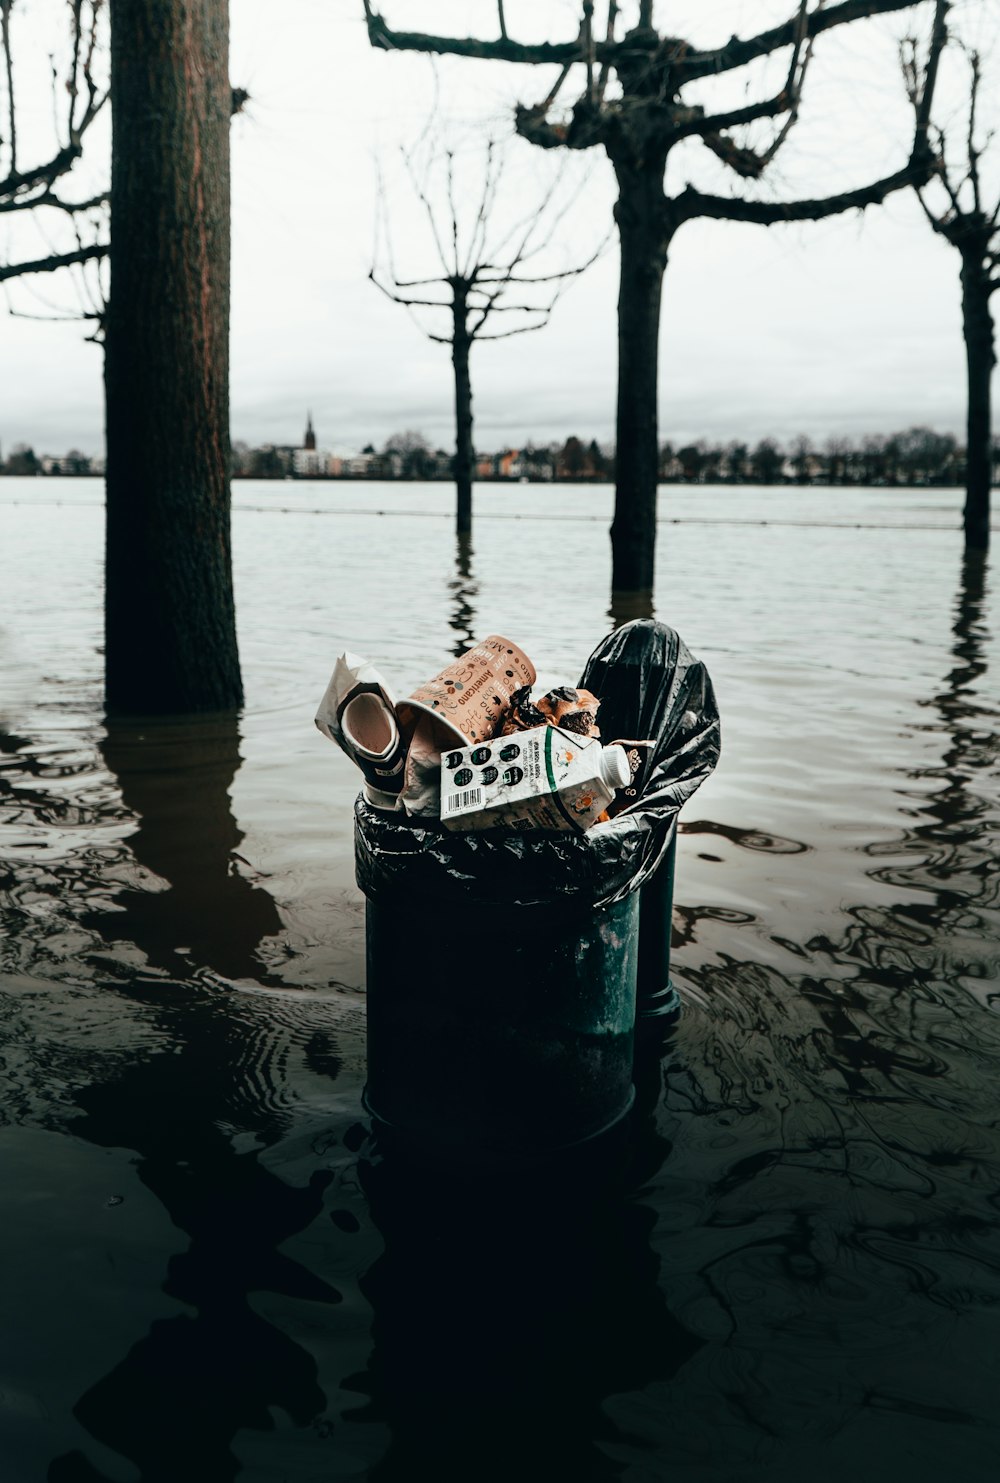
<box><xmin>354</xmin><ymin>620</ymin><xmax>720</xmax><ymax>911</ymax></box>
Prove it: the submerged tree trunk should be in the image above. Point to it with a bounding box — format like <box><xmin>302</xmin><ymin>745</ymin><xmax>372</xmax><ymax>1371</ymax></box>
<box><xmin>610</xmin><ymin>156</ymin><xmax>670</xmax><ymax>597</ymax></box>
<box><xmin>960</xmin><ymin>247</ymin><xmax>994</xmax><ymax>552</ymax></box>
<box><xmin>104</xmin><ymin>0</ymin><xmax>242</xmax><ymax>714</ymax></box>
<box><xmin>452</xmin><ymin>297</ymin><xmax>474</xmax><ymax>536</ymax></box>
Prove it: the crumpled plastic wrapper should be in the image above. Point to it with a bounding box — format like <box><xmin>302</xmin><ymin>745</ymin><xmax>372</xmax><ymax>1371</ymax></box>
<box><xmin>356</xmin><ymin>620</ymin><xmax>720</xmax><ymax>912</ymax></box>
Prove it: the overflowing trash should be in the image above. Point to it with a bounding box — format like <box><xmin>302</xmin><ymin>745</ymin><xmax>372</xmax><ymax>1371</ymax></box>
<box><xmin>346</xmin><ymin>622</ymin><xmax>719</xmax><ymax>917</ymax></box>
<box><xmin>316</xmin><ymin>633</ymin><xmax>644</xmax><ymax>833</ymax></box>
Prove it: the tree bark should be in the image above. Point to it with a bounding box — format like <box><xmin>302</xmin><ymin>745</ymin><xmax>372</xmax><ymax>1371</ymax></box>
<box><xmin>104</xmin><ymin>0</ymin><xmax>242</xmax><ymax>713</ymax></box>
<box><xmin>452</xmin><ymin>295</ymin><xmax>474</xmax><ymax>536</ymax></box>
<box><xmin>960</xmin><ymin>248</ymin><xmax>994</xmax><ymax>552</ymax></box>
<box><xmin>610</xmin><ymin>156</ymin><xmax>670</xmax><ymax>596</ymax></box>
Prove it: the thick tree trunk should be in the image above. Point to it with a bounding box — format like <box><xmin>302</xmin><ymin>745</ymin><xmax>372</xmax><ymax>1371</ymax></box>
<box><xmin>960</xmin><ymin>249</ymin><xmax>994</xmax><ymax>552</ymax></box>
<box><xmin>611</xmin><ymin>158</ymin><xmax>670</xmax><ymax>596</ymax></box>
<box><xmin>104</xmin><ymin>0</ymin><xmax>242</xmax><ymax>713</ymax></box>
<box><xmin>452</xmin><ymin>300</ymin><xmax>473</xmax><ymax>536</ymax></box>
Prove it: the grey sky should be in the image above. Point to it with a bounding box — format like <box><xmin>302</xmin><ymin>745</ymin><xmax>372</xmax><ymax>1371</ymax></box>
<box><xmin>2</xmin><ymin>0</ymin><xmax>994</xmax><ymax>457</ymax></box>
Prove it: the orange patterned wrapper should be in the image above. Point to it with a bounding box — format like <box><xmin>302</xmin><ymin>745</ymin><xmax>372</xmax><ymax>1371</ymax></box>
<box><xmin>397</xmin><ymin>636</ymin><xmax>536</xmax><ymax>749</ymax></box>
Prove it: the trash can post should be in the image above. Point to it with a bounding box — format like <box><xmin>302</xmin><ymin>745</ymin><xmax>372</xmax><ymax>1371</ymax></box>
<box><xmin>637</xmin><ymin>830</ymin><xmax>679</xmax><ymax>1020</ymax></box>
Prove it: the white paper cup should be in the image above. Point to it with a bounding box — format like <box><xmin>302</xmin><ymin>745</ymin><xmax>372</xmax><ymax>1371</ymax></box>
<box><xmin>396</xmin><ymin>635</ymin><xmax>536</xmax><ymax>749</ymax></box>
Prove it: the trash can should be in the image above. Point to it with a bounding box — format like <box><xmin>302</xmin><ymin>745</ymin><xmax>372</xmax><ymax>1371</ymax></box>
<box><xmin>355</xmin><ymin>620</ymin><xmax>720</xmax><ymax>1161</ymax></box>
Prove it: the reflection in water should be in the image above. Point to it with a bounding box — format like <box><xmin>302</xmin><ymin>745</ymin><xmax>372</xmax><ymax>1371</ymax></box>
<box><xmin>48</xmin><ymin>1029</ymin><xmax>338</xmax><ymax>1483</ymax></box>
<box><xmin>681</xmin><ymin>818</ymin><xmax>810</xmax><ymax>855</ymax></box>
<box><xmin>664</xmin><ymin>553</ymin><xmax>1000</xmax><ymax>1460</ymax></box>
<box><xmin>448</xmin><ymin>533</ymin><xmax>478</xmax><ymax>656</ymax></box>
<box><xmin>91</xmin><ymin>714</ymin><xmax>284</xmax><ymax>983</ymax></box>
<box><xmin>17</xmin><ymin>715</ymin><xmax>340</xmax><ymax>1481</ymax></box>
<box><xmin>351</xmin><ymin>1051</ymin><xmax>700</xmax><ymax>1482</ymax></box>
<box><xmin>608</xmin><ymin>588</ymin><xmax>654</xmax><ymax>628</ymax></box>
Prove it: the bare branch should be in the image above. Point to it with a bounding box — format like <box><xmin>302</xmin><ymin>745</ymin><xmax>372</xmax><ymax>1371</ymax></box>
<box><xmin>677</xmin><ymin>156</ymin><xmax>925</xmax><ymax>225</ymax></box>
<box><xmin>531</xmin><ymin>11</ymin><xmax>591</xmax><ymax>124</ymax></box>
<box><xmin>687</xmin><ymin>0</ymin><xmax>945</xmax><ymax>223</ymax></box>
<box><xmin>446</xmin><ymin>149</ymin><xmax>460</xmax><ymax>275</ymax></box>
<box><xmin>400</xmin><ymin>142</ymin><xmax>453</xmax><ymax>271</ymax></box>
<box><xmin>752</xmin><ymin>30</ymin><xmax>819</xmax><ymax>170</ymax></box>
<box><xmin>915</xmin><ymin>186</ymin><xmax>947</xmax><ymax>233</ymax></box>
<box><xmin>0</xmin><ymin>187</ymin><xmax>108</xmax><ymax>216</ymax></box>
<box><xmin>368</xmin><ymin>269</ymin><xmax>452</xmax><ymax>311</ymax></box>
<box><xmin>1</xmin><ymin>1</ymin><xmax>15</xmax><ymax>174</ymax></box>
<box><xmin>910</xmin><ymin>0</ymin><xmax>947</xmax><ymax>149</ymax></box>
<box><xmin>68</xmin><ymin>0</ymin><xmax>84</xmax><ymax>139</ymax></box>
<box><xmin>680</xmin><ymin>0</ymin><xmax>937</xmax><ymax>83</ymax></box>
<box><xmin>385</xmin><ymin>274</ymin><xmax>452</xmax><ymax>289</ymax></box>
<box><xmin>497</xmin><ymin>1</ymin><xmax>507</xmax><ymax>41</ymax></box>
<box><xmin>5</xmin><ymin>304</ymin><xmax>101</xmax><ymax>322</ymax></box>
<box><xmin>930</xmin><ymin>124</ymin><xmax>963</xmax><ymax>215</ymax></box>
<box><xmin>0</xmin><ymin>242</ymin><xmax>105</xmax><ymax>283</ymax></box>
<box><xmin>677</xmin><ymin>90</ymin><xmax>791</xmax><ymax>145</ymax></box>
<box><xmin>595</xmin><ymin>1</ymin><xmax>619</xmax><ymax>105</ymax></box>
<box><xmin>476</xmin><ymin>318</ymin><xmax>551</xmax><ymax>341</ymax></box>
<box><xmin>363</xmin><ymin>0</ymin><xmax>587</xmax><ymax>66</ymax></box>
<box><xmin>0</xmin><ymin>143</ymin><xmax>84</xmax><ymax>202</ymax></box>
<box><xmin>967</xmin><ymin>49</ymin><xmax>982</xmax><ymax>214</ymax></box>
<box><xmin>463</xmin><ymin>135</ymin><xmax>502</xmax><ymax>278</ymax></box>
<box><xmin>477</xmin><ymin>225</ymin><xmax>613</xmax><ymax>285</ymax></box>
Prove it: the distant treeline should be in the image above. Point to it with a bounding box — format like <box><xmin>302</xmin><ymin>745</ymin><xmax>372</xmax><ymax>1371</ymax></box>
<box><xmin>230</xmin><ymin>426</ymin><xmax>994</xmax><ymax>486</ymax></box>
<box><xmin>5</xmin><ymin>425</ymin><xmax>997</xmax><ymax>486</ymax></box>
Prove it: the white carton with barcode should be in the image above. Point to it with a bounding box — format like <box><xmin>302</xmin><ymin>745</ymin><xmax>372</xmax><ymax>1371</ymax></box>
<box><xmin>440</xmin><ymin>724</ymin><xmax>629</xmax><ymax>832</ymax></box>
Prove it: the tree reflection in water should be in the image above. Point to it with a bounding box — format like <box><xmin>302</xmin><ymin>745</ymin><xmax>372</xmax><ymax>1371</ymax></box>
<box><xmin>90</xmin><ymin>714</ymin><xmax>285</xmax><ymax>983</ymax></box>
<box><xmin>660</xmin><ymin>551</ymin><xmax>1000</xmax><ymax>1462</ymax></box>
<box><xmin>49</xmin><ymin>714</ymin><xmax>341</xmax><ymax>1483</ymax></box>
<box><xmin>448</xmin><ymin>531</ymin><xmax>478</xmax><ymax>658</ymax></box>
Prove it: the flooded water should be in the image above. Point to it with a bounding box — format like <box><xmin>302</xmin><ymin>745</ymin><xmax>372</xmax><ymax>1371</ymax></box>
<box><xmin>1</xmin><ymin>477</ymin><xmax>998</xmax><ymax>1481</ymax></box>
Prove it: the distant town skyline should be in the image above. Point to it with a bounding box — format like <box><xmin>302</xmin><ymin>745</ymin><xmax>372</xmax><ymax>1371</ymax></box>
<box><xmin>2</xmin><ymin>0</ymin><xmax>993</xmax><ymax>458</ymax></box>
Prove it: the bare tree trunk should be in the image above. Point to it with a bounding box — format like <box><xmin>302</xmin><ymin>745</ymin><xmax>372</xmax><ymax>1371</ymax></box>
<box><xmin>104</xmin><ymin>0</ymin><xmax>242</xmax><ymax>714</ymax></box>
<box><xmin>452</xmin><ymin>296</ymin><xmax>474</xmax><ymax>536</ymax></box>
<box><xmin>960</xmin><ymin>248</ymin><xmax>994</xmax><ymax>552</ymax></box>
<box><xmin>610</xmin><ymin>157</ymin><xmax>670</xmax><ymax>596</ymax></box>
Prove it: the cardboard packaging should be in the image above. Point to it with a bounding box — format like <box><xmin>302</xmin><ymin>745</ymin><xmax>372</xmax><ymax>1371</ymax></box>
<box><xmin>315</xmin><ymin>652</ymin><xmax>407</xmax><ymax>795</ymax></box>
<box><xmin>440</xmin><ymin>725</ymin><xmax>630</xmax><ymax>833</ymax></box>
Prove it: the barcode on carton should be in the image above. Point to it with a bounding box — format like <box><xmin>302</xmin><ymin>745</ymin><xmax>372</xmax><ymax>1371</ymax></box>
<box><xmin>446</xmin><ymin>787</ymin><xmax>483</xmax><ymax>813</ymax></box>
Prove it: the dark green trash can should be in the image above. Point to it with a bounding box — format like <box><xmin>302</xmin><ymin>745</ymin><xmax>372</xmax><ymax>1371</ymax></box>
<box><xmin>362</xmin><ymin>869</ymin><xmax>641</xmax><ymax>1159</ymax></box>
<box><xmin>355</xmin><ymin>621</ymin><xmax>720</xmax><ymax>1161</ymax></box>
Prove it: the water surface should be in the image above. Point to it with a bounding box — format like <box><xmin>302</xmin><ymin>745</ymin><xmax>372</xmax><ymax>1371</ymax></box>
<box><xmin>1</xmin><ymin>478</ymin><xmax>998</xmax><ymax>1480</ymax></box>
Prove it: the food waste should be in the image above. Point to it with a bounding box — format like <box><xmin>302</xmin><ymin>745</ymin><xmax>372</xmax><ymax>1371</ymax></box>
<box><xmin>315</xmin><ymin>636</ymin><xmax>644</xmax><ymax>832</ymax></box>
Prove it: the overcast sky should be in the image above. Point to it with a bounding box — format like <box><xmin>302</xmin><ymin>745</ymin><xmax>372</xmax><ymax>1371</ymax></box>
<box><xmin>2</xmin><ymin>0</ymin><xmax>997</xmax><ymax>457</ymax></box>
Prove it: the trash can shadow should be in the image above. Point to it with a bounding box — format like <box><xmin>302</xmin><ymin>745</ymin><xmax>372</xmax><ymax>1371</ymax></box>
<box><xmin>356</xmin><ymin>621</ymin><xmax>720</xmax><ymax>1164</ymax></box>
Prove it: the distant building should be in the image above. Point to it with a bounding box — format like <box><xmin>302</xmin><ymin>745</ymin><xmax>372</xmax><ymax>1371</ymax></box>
<box><xmin>292</xmin><ymin>411</ymin><xmax>328</xmax><ymax>475</ymax></box>
<box><xmin>292</xmin><ymin>447</ymin><xmax>326</xmax><ymax>475</ymax></box>
<box><xmin>498</xmin><ymin>449</ymin><xmax>525</xmax><ymax>479</ymax></box>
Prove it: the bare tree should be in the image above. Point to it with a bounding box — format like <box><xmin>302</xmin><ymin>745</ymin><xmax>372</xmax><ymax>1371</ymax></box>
<box><xmin>104</xmin><ymin>0</ymin><xmax>241</xmax><ymax>713</ymax></box>
<box><xmin>371</xmin><ymin>135</ymin><xmax>604</xmax><ymax>534</ymax></box>
<box><xmin>908</xmin><ymin>40</ymin><xmax>997</xmax><ymax>549</ymax></box>
<box><xmin>365</xmin><ymin>0</ymin><xmax>947</xmax><ymax>599</ymax></box>
<box><xmin>0</xmin><ymin>0</ymin><xmax>107</xmax><ymax>289</ymax></box>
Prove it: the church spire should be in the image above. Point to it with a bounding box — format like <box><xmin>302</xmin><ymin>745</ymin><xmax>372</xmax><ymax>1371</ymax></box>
<box><xmin>304</xmin><ymin>411</ymin><xmax>316</xmax><ymax>451</ymax></box>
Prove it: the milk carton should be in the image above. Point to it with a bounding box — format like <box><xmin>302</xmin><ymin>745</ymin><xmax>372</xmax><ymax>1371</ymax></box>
<box><xmin>440</xmin><ymin>724</ymin><xmax>630</xmax><ymax>833</ymax></box>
